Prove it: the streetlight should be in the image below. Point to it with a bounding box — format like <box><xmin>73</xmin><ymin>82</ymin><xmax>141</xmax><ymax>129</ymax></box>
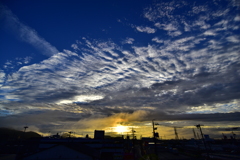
<box><xmin>22</xmin><ymin>126</ymin><xmax>28</xmax><ymax>140</ymax></box>
<box><xmin>23</xmin><ymin>126</ymin><xmax>28</xmax><ymax>133</ymax></box>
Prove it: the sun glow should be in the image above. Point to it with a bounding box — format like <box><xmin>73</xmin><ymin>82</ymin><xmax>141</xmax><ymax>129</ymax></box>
<box><xmin>113</xmin><ymin>125</ymin><xmax>130</xmax><ymax>133</ymax></box>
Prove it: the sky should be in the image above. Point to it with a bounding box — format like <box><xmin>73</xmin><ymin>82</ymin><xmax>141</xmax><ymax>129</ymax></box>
<box><xmin>0</xmin><ymin>0</ymin><xmax>240</xmax><ymax>139</ymax></box>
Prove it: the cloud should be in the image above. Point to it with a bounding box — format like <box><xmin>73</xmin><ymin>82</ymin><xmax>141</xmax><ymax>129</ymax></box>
<box><xmin>74</xmin><ymin>110</ymin><xmax>149</xmax><ymax>130</ymax></box>
<box><xmin>168</xmin><ymin>30</ymin><xmax>182</xmax><ymax>37</ymax></box>
<box><xmin>122</xmin><ymin>37</ymin><xmax>135</xmax><ymax>44</ymax></box>
<box><xmin>57</xmin><ymin>95</ymin><xmax>104</xmax><ymax>104</ymax></box>
<box><xmin>71</xmin><ymin>43</ymin><xmax>79</xmax><ymax>50</ymax></box>
<box><xmin>231</xmin><ymin>0</ymin><xmax>240</xmax><ymax>8</ymax></box>
<box><xmin>0</xmin><ymin>109</ymin><xmax>83</xmax><ymax>133</ymax></box>
<box><xmin>154</xmin><ymin>22</ymin><xmax>182</xmax><ymax>37</ymax></box>
<box><xmin>155</xmin><ymin>23</ymin><xmax>178</xmax><ymax>31</ymax></box>
<box><xmin>2</xmin><ymin>24</ymin><xmax>240</xmax><ymax>110</ymax></box>
<box><xmin>0</xmin><ymin>5</ymin><xmax>58</xmax><ymax>57</ymax></box>
<box><xmin>226</xmin><ymin>36</ymin><xmax>240</xmax><ymax>43</ymax></box>
<box><xmin>2</xmin><ymin>56</ymin><xmax>32</xmax><ymax>71</ymax></box>
<box><xmin>152</xmin><ymin>37</ymin><xmax>163</xmax><ymax>43</ymax></box>
<box><xmin>193</xmin><ymin>19</ymin><xmax>211</xmax><ymax>29</ymax></box>
<box><xmin>0</xmin><ymin>70</ymin><xmax>6</xmax><ymax>87</ymax></box>
<box><xmin>135</xmin><ymin>26</ymin><xmax>156</xmax><ymax>33</ymax></box>
<box><xmin>234</xmin><ymin>15</ymin><xmax>240</xmax><ymax>21</ymax></box>
<box><xmin>0</xmin><ymin>106</ymin><xmax>239</xmax><ymax>138</ymax></box>
<box><xmin>203</xmin><ymin>30</ymin><xmax>216</xmax><ymax>36</ymax></box>
<box><xmin>143</xmin><ymin>1</ymin><xmax>187</xmax><ymax>22</ymax></box>
<box><xmin>191</xmin><ymin>5</ymin><xmax>208</xmax><ymax>14</ymax></box>
<box><xmin>186</xmin><ymin>100</ymin><xmax>240</xmax><ymax>114</ymax></box>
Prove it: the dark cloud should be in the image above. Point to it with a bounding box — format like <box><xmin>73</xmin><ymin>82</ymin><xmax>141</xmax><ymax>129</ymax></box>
<box><xmin>0</xmin><ymin>110</ymin><xmax>84</xmax><ymax>133</ymax></box>
<box><xmin>1</xmin><ymin>108</ymin><xmax>239</xmax><ymax>134</ymax></box>
<box><xmin>150</xmin><ymin>111</ymin><xmax>240</xmax><ymax>122</ymax></box>
<box><xmin>87</xmin><ymin>62</ymin><xmax>240</xmax><ymax>111</ymax></box>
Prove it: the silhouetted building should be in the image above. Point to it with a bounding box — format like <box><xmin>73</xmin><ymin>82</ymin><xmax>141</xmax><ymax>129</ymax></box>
<box><xmin>94</xmin><ymin>130</ymin><xmax>105</xmax><ymax>139</ymax></box>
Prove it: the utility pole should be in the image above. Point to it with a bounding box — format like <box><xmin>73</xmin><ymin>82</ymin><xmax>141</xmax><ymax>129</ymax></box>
<box><xmin>131</xmin><ymin>127</ymin><xmax>136</xmax><ymax>140</ymax></box>
<box><xmin>152</xmin><ymin>120</ymin><xmax>155</xmax><ymax>138</ymax></box>
<box><xmin>152</xmin><ymin>119</ymin><xmax>158</xmax><ymax>158</ymax></box>
<box><xmin>131</xmin><ymin>128</ymin><xmax>136</xmax><ymax>160</ymax></box>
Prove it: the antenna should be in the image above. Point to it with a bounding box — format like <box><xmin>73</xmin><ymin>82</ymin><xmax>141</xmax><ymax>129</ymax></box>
<box><xmin>131</xmin><ymin>127</ymin><xmax>136</xmax><ymax>139</ymax></box>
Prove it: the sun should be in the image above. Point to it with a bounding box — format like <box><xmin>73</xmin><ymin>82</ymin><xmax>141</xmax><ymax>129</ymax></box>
<box><xmin>113</xmin><ymin>125</ymin><xmax>130</xmax><ymax>134</ymax></box>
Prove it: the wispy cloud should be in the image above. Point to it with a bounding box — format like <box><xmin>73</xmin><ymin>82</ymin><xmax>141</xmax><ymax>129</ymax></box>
<box><xmin>193</xmin><ymin>19</ymin><xmax>211</xmax><ymax>29</ymax></box>
<box><xmin>226</xmin><ymin>35</ymin><xmax>240</xmax><ymax>43</ymax></box>
<box><xmin>122</xmin><ymin>37</ymin><xmax>135</xmax><ymax>44</ymax></box>
<box><xmin>203</xmin><ymin>30</ymin><xmax>217</xmax><ymax>36</ymax></box>
<box><xmin>155</xmin><ymin>23</ymin><xmax>178</xmax><ymax>31</ymax></box>
<box><xmin>0</xmin><ymin>5</ymin><xmax>58</xmax><ymax>57</ymax></box>
<box><xmin>234</xmin><ymin>15</ymin><xmax>240</xmax><ymax>21</ymax></box>
<box><xmin>152</xmin><ymin>37</ymin><xmax>164</xmax><ymax>43</ymax></box>
<box><xmin>135</xmin><ymin>26</ymin><xmax>156</xmax><ymax>33</ymax></box>
<box><xmin>0</xmin><ymin>70</ymin><xmax>6</xmax><ymax>88</ymax></box>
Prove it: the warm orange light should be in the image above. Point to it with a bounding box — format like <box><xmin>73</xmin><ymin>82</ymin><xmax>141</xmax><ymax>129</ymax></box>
<box><xmin>113</xmin><ymin>125</ymin><xmax>130</xmax><ymax>133</ymax></box>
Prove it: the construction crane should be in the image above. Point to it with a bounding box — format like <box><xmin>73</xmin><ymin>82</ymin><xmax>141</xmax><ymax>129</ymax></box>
<box><xmin>173</xmin><ymin>127</ymin><xmax>182</xmax><ymax>140</ymax></box>
<box><xmin>196</xmin><ymin>124</ymin><xmax>209</xmax><ymax>158</ymax></box>
<box><xmin>225</xmin><ymin>127</ymin><xmax>238</xmax><ymax>139</ymax></box>
<box><xmin>192</xmin><ymin>128</ymin><xmax>197</xmax><ymax>139</ymax></box>
<box><xmin>174</xmin><ymin>127</ymin><xmax>179</xmax><ymax>140</ymax></box>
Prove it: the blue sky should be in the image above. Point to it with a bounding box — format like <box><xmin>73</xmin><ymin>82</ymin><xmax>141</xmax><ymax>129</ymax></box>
<box><xmin>0</xmin><ymin>0</ymin><xmax>240</xmax><ymax>138</ymax></box>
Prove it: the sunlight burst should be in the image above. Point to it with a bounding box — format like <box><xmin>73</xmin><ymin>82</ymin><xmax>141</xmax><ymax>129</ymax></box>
<box><xmin>113</xmin><ymin>125</ymin><xmax>130</xmax><ymax>134</ymax></box>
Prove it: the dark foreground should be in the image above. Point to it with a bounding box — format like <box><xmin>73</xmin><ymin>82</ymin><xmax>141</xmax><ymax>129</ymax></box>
<box><xmin>1</xmin><ymin>135</ymin><xmax>240</xmax><ymax>160</ymax></box>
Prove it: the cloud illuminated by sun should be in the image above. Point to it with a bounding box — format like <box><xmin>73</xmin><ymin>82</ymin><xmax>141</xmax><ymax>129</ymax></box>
<box><xmin>57</xmin><ymin>95</ymin><xmax>104</xmax><ymax>104</ymax></box>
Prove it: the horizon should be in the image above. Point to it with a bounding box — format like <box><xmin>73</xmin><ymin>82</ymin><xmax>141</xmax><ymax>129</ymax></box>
<box><xmin>1</xmin><ymin>122</ymin><xmax>239</xmax><ymax>140</ymax></box>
